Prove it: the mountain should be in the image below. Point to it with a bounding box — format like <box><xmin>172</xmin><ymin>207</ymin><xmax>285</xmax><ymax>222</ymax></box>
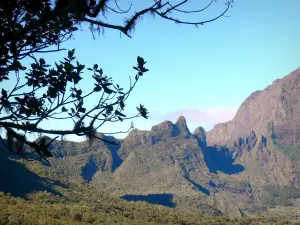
<box><xmin>1</xmin><ymin>68</ymin><xmax>300</xmax><ymax>222</ymax></box>
<box><xmin>206</xmin><ymin>67</ymin><xmax>300</xmax><ymax>148</ymax></box>
<box><xmin>206</xmin><ymin>67</ymin><xmax>300</xmax><ymax>188</ymax></box>
<box><xmin>30</xmin><ymin>118</ymin><xmax>299</xmax><ymax>218</ymax></box>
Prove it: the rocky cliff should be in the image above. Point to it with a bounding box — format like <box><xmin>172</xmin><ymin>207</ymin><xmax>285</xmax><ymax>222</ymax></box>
<box><xmin>206</xmin><ymin>68</ymin><xmax>300</xmax><ymax>147</ymax></box>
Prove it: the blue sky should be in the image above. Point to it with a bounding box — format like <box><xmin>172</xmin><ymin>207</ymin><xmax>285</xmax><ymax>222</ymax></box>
<box><xmin>10</xmin><ymin>0</ymin><xmax>300</xmax><ymax>140</ymax></box>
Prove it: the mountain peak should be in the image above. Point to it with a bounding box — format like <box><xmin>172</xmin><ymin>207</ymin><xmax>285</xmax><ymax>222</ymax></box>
<box><xmin>193</xmin><ymin>126</ymin><xmax>207</xmax><ymax>146</ymax></box>
<box><xmin>151</xmin><ymin>120</ymin><xmax>180</xmax><ymax>139</ymax></box>
<box><xmin>175</xmin><ymin>116</ymin><xmax>191</xmax><ymax>138</ymax></box>
<box><xmin>176</xmin><ymin>115</ymin><xmax>186</xmax><ymax>123</ymax></box>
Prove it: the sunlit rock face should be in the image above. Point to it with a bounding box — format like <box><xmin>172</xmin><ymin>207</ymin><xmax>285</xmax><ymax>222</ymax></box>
<box><xmin>175</xmin><ymin>116</ymin><xmax>192</xmax><ymax>138</ymax></box>
<box><xmin>206</xmin><ymin>68</ymin><xmax>300</xmax><ymax>147</ymax></box>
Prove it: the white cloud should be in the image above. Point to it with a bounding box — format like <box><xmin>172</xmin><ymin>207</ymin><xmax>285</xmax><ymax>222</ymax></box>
<box><xmin>153</xmin><ymin>107</ymin><xmax>237</xmax><ymax>131</ymax></box>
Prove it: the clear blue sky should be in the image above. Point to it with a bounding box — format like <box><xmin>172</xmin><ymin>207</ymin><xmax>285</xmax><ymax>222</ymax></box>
<box><xmin>17</xmin><ymin>0</ymin><xmax>300</xmax><ymax>140</ymax></box>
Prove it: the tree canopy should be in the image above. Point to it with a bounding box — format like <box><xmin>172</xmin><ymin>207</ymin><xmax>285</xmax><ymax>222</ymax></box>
<box><xmin>0</xmin><ymin>0</ymin><xmax>234</xmax><ymax>162</ymax></box>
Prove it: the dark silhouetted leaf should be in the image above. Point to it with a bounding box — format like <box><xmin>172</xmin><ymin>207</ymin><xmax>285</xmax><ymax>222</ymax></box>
<box><xmin>115</xmin><ymin>110</ymin><xmax>126</xmax><ymax>117</ymax></box>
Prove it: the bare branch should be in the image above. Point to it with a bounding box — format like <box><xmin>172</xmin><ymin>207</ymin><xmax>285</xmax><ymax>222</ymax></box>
<box><xmin>105</xmin><ymin>0</ymin><xmax>132</xmax><ymax>14</ymax></box>
<box><xmin>165</xmin><ymin>0</ymin><xmax>214</xmax><ymax>14</ymax></box>
<box><xmin>155</xmin><ymin>1</ymin><xmax>232</xmax><ymax>26</ymax></box>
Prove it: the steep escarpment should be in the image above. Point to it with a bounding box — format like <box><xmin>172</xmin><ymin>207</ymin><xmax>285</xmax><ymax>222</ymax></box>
<box><xmin>228</xmin><ymin>131</ymin><xmax>295</xmax><ymax>186</ymax></box>
<box><xmin>206</xmin><ymin>68</ymin><xmax>300</xmax><ymax>147</ymax></box>
<box><xmin>205</xmin><ymin>68</ymin><xmax>300</xmax><ymax>189</ymax></box>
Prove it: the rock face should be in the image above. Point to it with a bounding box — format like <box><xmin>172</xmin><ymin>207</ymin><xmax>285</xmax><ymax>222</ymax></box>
<box><xmin>229</xmin><ymin>131</ymin><xmax>295</xmax><ymax>186</ymax></box>
<box><xmin>193</xmin><ymin>126</ymin><xmax>207</xmax><ymax>146</ymax></box>
<box><xmin>175</xmin><ymin>115</ymin><xmax>192</xmax><ymax>138</ymax></box>
<box><xmin>206</xmin><ymin>68</ymin><xmax>300</xmax><ymax>147</ymax></box>
<box><xmin>119</xmin><ymin>116</ymin><xmax>194</xmax><ymax>160</ymax></box>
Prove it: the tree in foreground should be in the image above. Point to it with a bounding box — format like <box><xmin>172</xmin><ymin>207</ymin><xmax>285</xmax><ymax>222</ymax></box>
<box><xmin>0</xmin><ymin>0</ymin><xmax>234</xmax><ymax>162</ymax></box>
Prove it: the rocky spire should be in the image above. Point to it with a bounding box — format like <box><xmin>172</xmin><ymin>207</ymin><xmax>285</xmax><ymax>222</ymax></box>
<box><xmin>175</xmin><ymin>116</ymin><xmax>191</xmax><ymax>138</ymax></box>
<box><xmin>193</xmin><ymin>126</ymin><xmax>207</xmax><ymax>146</ymax></box>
